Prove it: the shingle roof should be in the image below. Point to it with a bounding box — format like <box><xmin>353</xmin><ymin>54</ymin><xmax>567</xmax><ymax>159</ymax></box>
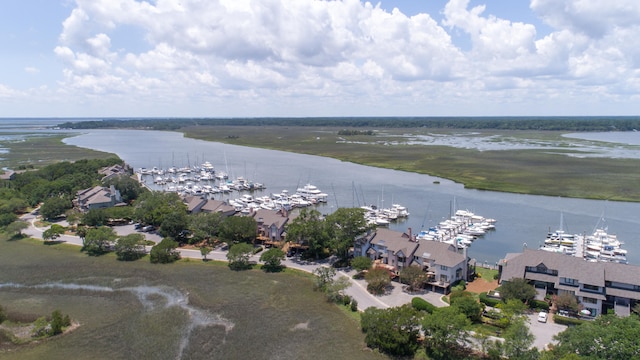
<box><xmin>370</xmin><ymin>228</ymin><xmax>417</xmax><ymax>257</ymax></box>
<box><xmin>415</xmin><ymin>240</ymin><xmax>466</xmax><ymax>267</ymax></box>
<box><xmin>501</xmin><ymin>249</ymin><xmax>640</xmax><ymax>288</ymax></box>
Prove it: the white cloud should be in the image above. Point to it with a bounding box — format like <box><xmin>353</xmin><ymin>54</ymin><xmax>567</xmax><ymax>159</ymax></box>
<box><xmin>2</xmin><ymin>0</ymin><xmax>634</xmax><ymax>117</ymax></box>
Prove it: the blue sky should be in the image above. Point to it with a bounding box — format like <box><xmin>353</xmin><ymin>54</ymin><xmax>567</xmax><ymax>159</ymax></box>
<box><xmin>1</xmin><ymin>0</ymin><xmax>639</xmax><ymax>118</ymax></box>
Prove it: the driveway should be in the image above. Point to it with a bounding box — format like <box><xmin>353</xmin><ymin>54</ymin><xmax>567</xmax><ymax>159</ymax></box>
<box><xmin>527</xmin><ymin>311</ymin><xmax>566</xmax><ymax>350</ymax></box>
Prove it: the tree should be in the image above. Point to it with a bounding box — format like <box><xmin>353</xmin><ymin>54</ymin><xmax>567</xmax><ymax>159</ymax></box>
<box><xmin>42</xmin><ymin>224</ymin><xmax>66</xmax><ymax>242</ymax></box>
<box><xmin>260</xmin><ymin>248</ymin><xmax>285</xmax><ymax>272</ymax></box>
<box><xmin>226</xmin><ymin>243</ymin><xmax>254</xmax><ymax>270</ymax></box>
<box><xmin>285</xmin><ymin>208</ymin><xmax>329</xmax><ymax>259</ymax></box>
<box><xmin>365</xmin><ymin>267</ymin><xmax>392</xmax><ymax>295</ymax></box>
<box><xmin>219</xmin><ymin>216</ymin><xmax>257</xmax><ymax>244</ymax></box>
<box><xmin>104</xmin><ymin>174</ymin><xmax>143</xmax><ymax>203</ymax></box>
<box><xmin>324</xmin><ymin>207</ymin><xmax>369</xmax><ymax>262</ymax></box>
<box><xmin>115</xmin><ymin>233</ymin><xmax>146</xmax><ymax>261</ymax></box>
<box><xmin>502</xmin><ymin>317</ymin><xmax>539</xmax><ymax>360</ymax></box>
<box><xmin>134</xmin><ymin>191</ymin><xmax>185</xmax><ymax>227</ymax></box>
<box><xmin>82</xmin><ymin>208</ymin><xmax>108</xmax><ymax>227</ymax></box>
<box><xmin>550</xmin><ymin>314</ymin><xmax>640</xmax><ymax>359</ymax></box>
<box><xmin>400</xmin><ymin>265</ymin><xmax>427</xmax><ymax>293</ymax></box>
<box><xmin>160</xmin><ymin>209</ymin><xmax>189</xmax><ymax>240</ymax></box>
<box><xmin>500</xmin><ymin>278</ymin><xmax>536</xmax><ymax>304</ymax></box>
<box><xmin>64</xmin><ymin>208</ymin><xmax>82</xmax><ymax>229</ymax></box>
<box><xmin>312</xmin><ymin>266</ymin><xmax>351</xmax><ymax>302</ymax></box>
<box><xmin>50</xmin><ymin>310</ymin><xmax>65</xmax><ymax>335</ymax></box>
<box><xmin>5</xmin><ymin>220</ymin><xmax>28</xmax><ymax>238</ymax></box>
<box><xmin>351</xmin><ymin>256</ymin><xmax>372</xmax><ymax>273</ymax></box>
<box><xmin>200</xmin><ymin>246</ymin><xmax>212</xmax><ymax>261</ymax></box>
<box><xmin>39</xmin><ymin>196</ymin><xmax>71</xmax><ymax>220</ymax></box>
<box><xmin>360</xmin><ymin>305</ymin><xmax>421</xmax><ymax>356</ymax></box>
<box><xmin>150</xmin><ymin>238</ymin><xmax>180</xmax><ymax>264</ymax></box>
<box><xmin>189</xmin><ymin>212</ymin><xmax>224</xmax><ymax>244</ymax></box>
<box><xmin>555</xmin><ymin>293</ymin><xmax>580</xmax><ymax>313</ymax></box>
<box><xmin>422</xmin><ymin>306</ymin><xmax>472</xmax><ymax>359</ymax></box>
<box><xmin>450</xmin><ymin>291</ymin><xmax>484</xmax><ymax>323</ymax></box>
<box><xmin>83</xmin><ymin>226</ymin><xmax>117</xmax><ymax>255</ymax></box>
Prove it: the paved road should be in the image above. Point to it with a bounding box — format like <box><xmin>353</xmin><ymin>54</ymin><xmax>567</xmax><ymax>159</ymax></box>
<box><xmin>19</xmin><ymin>212</ymin><xmax>565</xmax><ymax>350</ymax></box>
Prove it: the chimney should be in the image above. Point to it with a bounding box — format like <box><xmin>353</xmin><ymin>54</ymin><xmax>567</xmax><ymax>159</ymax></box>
<box><xmin>408</xmin><ymin>227</ymin><xmax>413</xmax><ymax>241</ymax></box>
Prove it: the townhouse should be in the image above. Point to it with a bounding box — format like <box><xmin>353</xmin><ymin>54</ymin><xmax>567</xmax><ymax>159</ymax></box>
<box><xmin>499</xmin><ymin>248</ymin><xmax>640</xmax><ymax>317</ymax></box>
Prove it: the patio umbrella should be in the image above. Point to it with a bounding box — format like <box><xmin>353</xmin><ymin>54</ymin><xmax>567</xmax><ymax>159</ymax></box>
<box><xmin>580</xmin><ymin>309</ymin><xmax>591</xmax><ymax>316</ymax></box>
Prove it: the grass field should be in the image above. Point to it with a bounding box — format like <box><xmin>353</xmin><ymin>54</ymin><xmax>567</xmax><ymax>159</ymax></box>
<box><xmin>0</xmin><ymin>237</ymin><xmax>384</xmax><ymax>360</ymax></box>
<box><xmin>182</xmin><ymin>125</ymin><xmax>640</xmax><ymax>202</ymax></box>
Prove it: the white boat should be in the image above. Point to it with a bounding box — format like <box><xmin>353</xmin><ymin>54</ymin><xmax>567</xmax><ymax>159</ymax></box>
<box><xmin>295</xmin><ymin>183</ymin><xmax>329</xmax><ymax>203</ymax></box>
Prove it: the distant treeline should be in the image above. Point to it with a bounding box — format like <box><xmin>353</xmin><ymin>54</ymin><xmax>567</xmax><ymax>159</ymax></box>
<box><xmin>57</xmin><ymin>116</ymin><xmax>640</xmax><ymax>132</ymax></box>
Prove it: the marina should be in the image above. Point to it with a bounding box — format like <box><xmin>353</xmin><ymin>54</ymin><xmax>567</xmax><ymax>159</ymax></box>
<box><xmin>541</xmin><ymin>215</ymin><xmax>628</xmax><ymax>264</ymax></box>
<box><xmin>63</xmin><ymin>128</ymin><xmax>640</xmax><ymax>266</ymax></box>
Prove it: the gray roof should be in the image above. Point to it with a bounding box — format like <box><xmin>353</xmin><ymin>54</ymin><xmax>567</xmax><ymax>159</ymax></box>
<box><xmin>501</xmin><ymin>249</ymin><xmax>640</xmax><ymax>288</ymax></box>
<box><xmin>370</xmin><ymin>228</ymin><xmax>417</xmax><ymax>257</ymax></box>
<box><xmin>252</xmin><ymin>209</ymin><xmax>288</xmax><ymax>229</ymax></box>
<box><xmin>415</xmin><ymin>240</ymin><xmax>466</xmax><ymax>267</ymax></box>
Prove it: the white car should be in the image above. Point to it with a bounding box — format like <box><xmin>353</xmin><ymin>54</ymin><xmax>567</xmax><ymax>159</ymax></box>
<box><xmin>537</xmin><ymin>311</ymin><xmax>548</xmax><ymax>323</ymax></box>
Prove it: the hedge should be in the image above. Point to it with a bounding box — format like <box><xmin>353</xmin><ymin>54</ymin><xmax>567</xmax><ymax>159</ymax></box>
<box><xmin>553</xmin><ymin>315</ymin><xmax>587</xmax><ymax>326</ymax></box>
<box><xmin>479</xmin><ymin>292</ymin><xmax>502</xmax><ymax>307</ymax></box>
<box><xmin>411</xmin><ymin>297</ymin><xmax>437</xmax><ymax>314</ymax></box>
<box><xmin>529</xmin><ymin>299</ymin><xmax>550</xmax><ymax>311</ymax></box>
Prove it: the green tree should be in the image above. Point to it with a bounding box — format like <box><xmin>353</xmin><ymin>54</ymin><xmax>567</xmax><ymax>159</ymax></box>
<box><xmin>160</xmin><ymin>209</ymin><xmax>189</xmax><ymax>240</ymax></box>
<box><xmin>400</xmin><ymin>265</ymin><xmax>427</xmax><ymax>293</ymax></box>
<box><xmin>115</xmin><ymin>233</ymin><xmax>146</xmax><ymax>261</ymax></box>
<box><xmin>360</xmin><ymin>305</ymin><xmax>421</xmax><ymax>356</ymax></box>
<box><xmin>351</xmin><ymin>256</ymin><xmax>372</xmax><ymax>273</ymax></box>
<box><xmin>365</xmin><ymin>267</ymin><xmax>392</xmax><ymax>295</ymax></box>
<box><xmin>555</xmin><ymin>293</ymin><xmax>580</xmax><ymax>313</ymax></box>
<box><xmin>83</xmin><ymin>226</ymin><xmax>117</xmax><ymax>255</ymax></box>
<box><xmin>189</xmin><ymin>212</ymin><xmax>224</xmax><ymax>244</ymax></box>
<box><xmin>422</xmin><ymin>306</ymin><xmax>471</xmax><ymax>359</ymax></box>
<box><xmin>150</xmin><ymin>238</ymin><xmax>181</xmax><ymax>264</ymax></box>
<box><xmin>550</xmin><ymin>314</ymin><xmax>640</xmax><ymax>359</ymax></box>
<box><xmin>260</xmin><ymin>248</ymin><xmax>285</xmax><ymax>272</ymax></box>
<box><xmin>502</xmin><ymin>317</ymin><xmax>539</xmax><ymax>360</ymax></box>
<box><xmin>5</xmin><ymin>220</ymin><xmax>28</xmax><ymax>238</ymax></box>
<box><xmin>39</xmin><ymin>196</ymin><xmax>71</xmax><ymax>220</ymax></box>
<box><xmin>450</xmin><ymin>291</ymin><xmax>484</xmax><ymax>323</ymax></box>
<box><xmin>219</xmin><ymin>216</ymin><xmax>257</xmax><ymax>244</ymax></box>
<box><xmin>50</xmin><ymin>310</ymin><xmax>65</xmax><ymax>335</ymax></box>
<box><xmin>200</xmin><ymin>246</ymin><xmax>212</xmax><ymax>261</ymax></box>
<box><xmin>134</xmin><ymin>191</ymin><xmax>185</xmax><ymax>227</ymax></box>
<box><xmin>104</xmin><ymin>174</ymin><xmax>143</xmax><ymax>203</ymax></box>
<box><xmin>285</xmin><ymin>208</ymin><xmax>329</xmax><ymax>259</ymax></box>
<box><xmin>324</xmin><ymin>207</ymin><xmax>369</xmax><ymax>262</ymax></box>
<box><xmin>312</xmin><ymin>266</ymin><xmax>351</xmax><ymax>302</ymax></box>
<box><xmin>500</xmin><ymin>278</ymin><xmax>536</xmax><ymax>304</ymax></box>
<box><xmin>42</xmin><ymin>224</ymin><xmax>66</xmax><ymax>242</ymax></box>
<box><xmin>226</xmin><ymin>243</ymin><xmax>254</xmax><ymax>270</ymax></box>
<box><xmin>82</xmin><ymin>208</ymin><xmax>108</xmax><ymax>227</ymax></box>
<box><xmin>64</xmin><ymin>208</ymin><xmax>82</xmax><ymax>229</ymax></box>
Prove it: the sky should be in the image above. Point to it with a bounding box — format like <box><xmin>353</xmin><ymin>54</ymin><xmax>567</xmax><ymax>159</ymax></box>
<box><xmin>1</xmin><ymin>0</ymin><xmax>639</xmax><ymax>118</ymax></box>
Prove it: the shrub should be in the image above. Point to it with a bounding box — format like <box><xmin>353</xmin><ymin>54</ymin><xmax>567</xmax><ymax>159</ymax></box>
<box><xmin>479</xmin><ymin>292</ymin><xmax>503</xmax><ymax>307</ymax></box>
<box><xmin>411</xmin><ymin>297</ymin><xmax>436</xmax><ymax>314</ymax></box>
<box><xmin>451</xmin><ymin>280</ymin><xmax>466</xmax><ymax>292</ymax></box>
<box><xmin>0</xmin><ymin>305</ymin><xmax>6</xmax><ymax>324</ymax></box>
<box><xmin>529</xmin><ymin>299</ymin><xmax>550</xmax><ymax>311</ymax></box>
<box><xmin>342</xmin><ymin>295</ymin><xmax>352</xmax><ymax>306</ymax></box>
<box><xmin>350</xmin><ymin>299</ymin><xmax>358</xmax><ymax>312</ymax></box>
<box><xmin>553</xmin><ymin>314</ymin><xmax>587</xmax><ymax>326</ymax></box>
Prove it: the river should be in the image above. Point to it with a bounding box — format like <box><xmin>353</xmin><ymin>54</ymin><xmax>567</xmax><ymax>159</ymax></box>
<box><xmin>59</xmin><ymin>128</ymin><xmax>640</xmax><ymax>266</ymax></box>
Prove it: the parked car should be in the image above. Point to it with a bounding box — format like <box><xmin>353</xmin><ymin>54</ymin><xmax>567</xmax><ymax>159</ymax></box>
<box><xmin>537</xmin><ymin>311</ymin><xmax>548</xmax><ymax>323</ymax></box>
<box><xmin>142</xmin><ymin>225</ymin><xmax>155</xmax><ymax>233</ymax></box>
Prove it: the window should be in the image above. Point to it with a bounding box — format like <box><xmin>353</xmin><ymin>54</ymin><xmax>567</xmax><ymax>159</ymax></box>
<box><xmin>583</xmin><ymin>284</ymin><xmax>601</xmax><ymax>293</ymax></box>
<box><xmin>582</xmin><ymin>297</ymin><xmax>598</xmax><ymax>304</ymax></box>
<box><xmin>525</xmin><ymin>264</ymin><xmax>558</xmax><ymax>276</ymax></box>
<box><xmin>440</xmin><ymin>265</ymin><xmax>448</xmax><ymax>271</ymax></box>
<box><xmin>560</xmin><ymin>277</ymin><xmax>579</xmax><ymax>286</ymax></box>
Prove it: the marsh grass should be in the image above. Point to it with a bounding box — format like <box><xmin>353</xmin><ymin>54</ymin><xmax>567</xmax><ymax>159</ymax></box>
<box><xmin>0</xmin><ymin>133</ymin><xmax>115</xmax><ymax>170</ymax></box>
<box><xmin>0</xmin><ymin>237</ymin><xmax>384</xmax><ymax>360</ymax></box>
<box><xmin>183</xmin><ymin>126</ymin><xmax>640</xmax><ymax>202</ymax></box>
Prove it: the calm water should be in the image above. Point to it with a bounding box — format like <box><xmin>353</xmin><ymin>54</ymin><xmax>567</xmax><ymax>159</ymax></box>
<box><xmin>62</xmin><ymin>129</ymin><xmax>640</xmax><ymax>266</ymax></box>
